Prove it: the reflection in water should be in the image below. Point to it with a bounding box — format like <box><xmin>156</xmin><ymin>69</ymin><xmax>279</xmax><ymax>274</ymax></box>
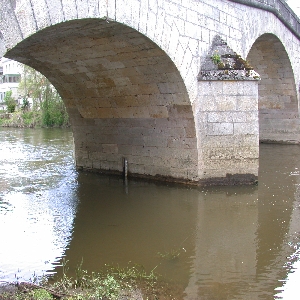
<box><xmin>275</xmin><ymin>180</ymin><xmax>300</xmax><ymax>299</ymax></box>
<box><xmin>185</xmin><ymin>187</ymin><xmax>258</xmax><ymax>299</ymax></box>
<box><xmin>0</xmin><ymin>128</ymin><xmax>78</xmax><ymax>281</ymax></box>
<box><xmin>60</xmin><ymin>173</ymin><xmax>199</xmax><ymax>287</ymax></box>
<box><xmin>0</xmin><ymin>128</ymin><xmax>300</xmax><ymax>299</ymax></box>
<box><xmin>258</xmin><ymin>145</ymin><xmax>300</xmax><ymax>300</ymax></box>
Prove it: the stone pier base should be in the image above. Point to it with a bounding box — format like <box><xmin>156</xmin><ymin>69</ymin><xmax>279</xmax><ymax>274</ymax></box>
<box><xmin>195</xmin><ymin>80</ymin><xmax>259</xmax><ymax>183</ymax></box>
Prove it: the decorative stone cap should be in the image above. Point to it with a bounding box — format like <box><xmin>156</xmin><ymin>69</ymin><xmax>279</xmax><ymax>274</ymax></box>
<box><xmin>198</xmin><ymin>35</ymin><xmax>260</xmax><ymax>81</ymax></box>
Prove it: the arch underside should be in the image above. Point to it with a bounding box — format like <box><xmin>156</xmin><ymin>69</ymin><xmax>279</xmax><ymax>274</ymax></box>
<box><xmin>247</xmin><ymin>33</ymin><xmax>300</xmax><ymax>143</ymax></box>
<box><xmin>5</xmin><ymin>19</ymin><xmax>198</xmax><ymax>181</ymax></box>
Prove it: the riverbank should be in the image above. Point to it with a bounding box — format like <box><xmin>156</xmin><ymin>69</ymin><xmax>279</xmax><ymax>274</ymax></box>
<box><xmin>0</xmin><ymin>109</ymin><xmax>69</xmax><ymax>128</ymax></box>
<box><xmin>0</xmin><ymin>278</ymin><xmax>182</xmax><ymax>300</ymax></box>
<box><xmin>0</xmin><ymin>282</ymin><xmax>144</xmax><ymax>300</ymax></box>
<box><xmin>0</xmin><ymin>264</ymin><xmax>183</xmax><ymax>300</ymax></box>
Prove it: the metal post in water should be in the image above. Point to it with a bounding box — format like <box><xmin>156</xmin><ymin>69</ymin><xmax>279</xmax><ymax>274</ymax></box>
<box><xmin>123</xmin><ymin>158</ymin><xmax>128</xmax><ymax>194</ymax></box>
<box><xmin>124</xmin><ymin>158</ymin><xmax>128</xmax><ymax>178</ymax></box>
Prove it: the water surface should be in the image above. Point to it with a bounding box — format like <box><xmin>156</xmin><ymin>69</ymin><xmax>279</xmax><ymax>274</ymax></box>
<box><xmin>0</xmin><ymin>127</ymin><xmax>299</xmax><ymax>299</ymax></box>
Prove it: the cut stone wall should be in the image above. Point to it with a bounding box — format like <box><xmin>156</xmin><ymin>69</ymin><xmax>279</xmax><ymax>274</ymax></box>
<box><xmin>6</xmin><ymin>19</ymin><xmax>198</xmax><ymax>182</ymax></box>
<box><xmin>72</xmin><ymin>107</ymin><xmax>198</xmax><ymax>181</ymax></box>
<box><xmin>196</xmin><ymin>36</ymin><xmax>259</xmax><ymax>183</ymax></box>
<box><xmin>196</xmin><ymin>80</ymin><xmax>259</xmax><ymax>182</ymax></box>
<box><xmin>2</xmin><ymin>0</ymin><xmax>300</xmax><ymax>184</ymax></box>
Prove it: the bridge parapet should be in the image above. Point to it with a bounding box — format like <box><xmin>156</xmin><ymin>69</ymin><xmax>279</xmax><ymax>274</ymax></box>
<box><xmin>229</xmin><ymin>0</ymin><xmax>300</xmax><ymax>40</ymax></box>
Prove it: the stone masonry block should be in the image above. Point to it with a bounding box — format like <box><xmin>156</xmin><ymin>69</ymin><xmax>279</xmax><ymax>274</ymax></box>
<box><xmin>198</xmin><ymin>81</ymin><xmax>223</xmax><ymax>96</ymax></box>
<box><xmin>76</xmin><ymin>0</ymin><xmax>90</xmax><ymax>18</ymax></box>
<box><xmin>243</xmin><ymin>81</ymin><xmax>259</xmax><ymax>96</ymax></box>
<box><xmin>169</xmin><ymin>167</ymin><xmax>189</xmax><ymax>179</ymax></box>
<box><xmin>100</xmin><ymin>160</ymin><xmax>122</xmax><ymax>171</ymax></box>
<box><xmin>170</xmin><ymin>154</ymin><xmax>198</xmax><ymax>169</ymax></box>
<box><xmin>102</xmin><ymin>144</ymin><xmax>119</xmax><ymax>154</ymax></box>
<box><xmin>146</xmin><ymin>10</ymin><xmax>158</xmax><ymax>41</ymax></box>
<box><xmin>222</xmin><ymin>81</ymin><xmax>239</xmax><ymax>95</ymax></box>
<box><xmin>203</xmin><ymin>146</ymin><xmax>259</xmax><ymax>160</ymax></box>
<box><xmin>236</xmin><ymin>96</ymin><xmax>258</xmax><ymax>111</ymax></box>
<box><xmin>207</xmin><ymin>111</ymin><xmax>257</xmax><ymax>123</ymax></box>
<box><xmin>146</xmin><ymin>165</ymin><xmax>171</xmax><ymax>177</ymax></box>
<box><xmin>203</xmin><ymin>158</ymin><xmax>258</xmax><ymax>174</ymax></box>
<box><xmin>14</xmin><ymin>1</ymin><xmax>37</xmax><ymax>39</ymax></box>
<box><xmin>131</xmin><ymin>154</ymin><xmax>152</xmax><ymax>168</ymax></box>
<box><xmin>186</xmin><ymin>7</ymin><xmax>198</xmax><ymax>24</ymax></box>
<box><xmin>138</xmin><ymin>0</ymin><xmax>149</xmax><ymax>36</ymax></box>
<box><xmin>62</xmin><ymin>0</ymin><xmax>78</xmax><ymax>20</ymax></box>
<box><xmin>143</xmin><ymin>135</ymin><xmax>168</xmax><ymax>147</ymax></box>
<box><xmin>88</xmin><ymin>0</ymin><xmax>105</xmax><ymax>17</ymax></box>
<box><xmin>234</xmin><ymin>122</ymin><xmax>258</xmax><ymax>135</ymax></box>
<box><xmin>116</xmin><ymin>0</ymin><xmax>133</xmax><ymax>26</ymax></box>
<box><xmin>46</xmin><ymin>0</ymin><xmax>64</xmax><ymax>24</ymax></box>
<box><xmin>207</xmin><ymin>122</ymin><xmax>234</xmax><ymax>135</ymax></box>
<box><xmin>128</xmin><ymin>163</ymin><xmax>146</xmax><ymax>175</ymax></box>
<box><xmin>131</xmin><ymin>145</ymin><xmax>151</xmax><ymax>157</ymax></box>
<box><xmin>166</xmin><ymin>1</ymin><xmax>186</xmax><ymax>19</ymax></box>
<box><xmin>167</xmin><ymin>137</ymin><xmax>197</xmax><ymax>149</ymax></box>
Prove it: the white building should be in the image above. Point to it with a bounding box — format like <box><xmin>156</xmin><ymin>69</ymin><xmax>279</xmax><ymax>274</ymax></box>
<box><xmin>0</xmin><ymin>57</ymin><xmax>21</xmax><ymax>110</ymax></box>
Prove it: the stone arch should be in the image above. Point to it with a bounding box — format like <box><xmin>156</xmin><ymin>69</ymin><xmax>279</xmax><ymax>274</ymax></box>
<box><xmin>247</xmin><ymin>33</ymin><xmax>300</xmax><ymax>143</ymax></box>
<box><xmin>5</xmin><ymin>18</ymin><xmax>198</xmax><ymax>182</ymax></box>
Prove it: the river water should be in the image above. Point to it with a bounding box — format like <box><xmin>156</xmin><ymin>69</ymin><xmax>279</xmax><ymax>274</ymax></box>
<box><xmin>0</xmin><ymin>127</ymin><xmax>299</xmax><ymax>299</ymax></box>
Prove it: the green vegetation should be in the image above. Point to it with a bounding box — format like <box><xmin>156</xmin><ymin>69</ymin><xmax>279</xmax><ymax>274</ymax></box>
<box><xmin>4</xmin><ymin>90</ymin><xmax>16</xmax><ymax>113</ymax></box>
<box><xmin>0</xmin><ymin>260</ymin><xmax>182</xmax><ymax>300</ymax></box>
<box><xmin>31</xmin><ymin>288</ymin><xmax>53</xmax><ymax>300</ymax></box>
<box><xmin>0</xmin><ymin>64</ymin><xmax>69</xmax><ymax>128</ymax></box>
<box><xmin>211</xmin><ymin>51</ymin><xmax>222</xmax><ymax>65</ymax></box>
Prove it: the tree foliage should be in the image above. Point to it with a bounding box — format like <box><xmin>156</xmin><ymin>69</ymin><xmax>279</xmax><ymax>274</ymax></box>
<box><xmin>4</xmin><ymin>90</ymin><xmax>16</xmax><ymax>113</ymax></box>
<box><xmin>18</xmin><ymin>65</ymin><xmax>69</xmax><ymax>127</ymax></box>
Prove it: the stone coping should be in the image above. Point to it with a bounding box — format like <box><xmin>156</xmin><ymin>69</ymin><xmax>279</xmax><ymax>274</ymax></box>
<box><xmin>198</xmin><ymin>69</ymin><xmax>260</xmax><ymax>81</ymax></box>
<box><xmin>228</xmin><ymin>0</ymin><xmax>300</xmax><ymax>40</ymax></box>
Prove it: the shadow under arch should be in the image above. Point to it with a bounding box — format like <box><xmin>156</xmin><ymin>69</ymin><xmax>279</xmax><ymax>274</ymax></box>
<box><xmin>247</xmin><ymin>33</ymin><xmax>299</xmax><ymax>143</ymax></box>
<box><xmin>4</xmin><ymin>18</ymin><xmax>198</xmax><ymax>182</ymax></box>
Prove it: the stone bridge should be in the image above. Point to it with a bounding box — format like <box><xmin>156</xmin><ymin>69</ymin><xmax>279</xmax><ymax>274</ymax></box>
<box><xmin>1</xmin><ymin>0</ymin><xmax>300</xmax><ymax>185</ymax></box>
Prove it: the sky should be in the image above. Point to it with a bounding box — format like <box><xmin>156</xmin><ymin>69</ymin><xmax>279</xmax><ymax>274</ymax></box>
<box><xmin>286</xmin><ymin>0</ymin><xmax>300</xmax><ymax>16</ymax></box>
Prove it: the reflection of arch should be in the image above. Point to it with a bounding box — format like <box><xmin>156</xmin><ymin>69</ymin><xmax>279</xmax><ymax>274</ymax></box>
<box><xmin>247</xmin><ymin>33</ymin><xmax>299</xmax><ymax>143</ymax></box>
<box><xmin>5</xmin><ymin>19</ymin><xmax>198</xmax><ymax>181</ymax></box>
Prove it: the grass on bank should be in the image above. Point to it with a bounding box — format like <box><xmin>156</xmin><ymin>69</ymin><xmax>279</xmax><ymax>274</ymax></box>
<box><xmin>0</xmin><ymin>260</ymin><xmax>181</xmax><ymax>300</ymax></box>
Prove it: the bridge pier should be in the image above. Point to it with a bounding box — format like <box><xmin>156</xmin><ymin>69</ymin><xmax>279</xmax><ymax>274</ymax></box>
<box><xmin>196</xmin><ymin>37</ymin><xmax>260</xmax><ymax>185</ymax></box>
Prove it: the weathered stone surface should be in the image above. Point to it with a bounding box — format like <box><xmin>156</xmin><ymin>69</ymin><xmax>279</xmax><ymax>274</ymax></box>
<box><xmin>196</xmin><ymin>38</ymin><xmax>259</xmax><ymax>180</ymax></box>
<box><xmin>196</xmin><ymin>78</ymin><xmax>259</xmax><ymax>179</ymax></box>
<box><xmin>198</xmin><ymin>35</ymin><xmax>261</xmax><ymax>81</ymax></box>
<box><xmin>1</xmin><ymin>0</ymin><xmax>300</xmax><ymax>185</ymax></box>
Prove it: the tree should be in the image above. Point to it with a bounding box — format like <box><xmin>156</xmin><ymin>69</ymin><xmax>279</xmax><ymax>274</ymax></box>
<box><xmin>21</xmin><ymin>97</ymin><xmax>30</xmax><ymax>112</ymax></box>
<box><xmin>4</xmin><ymin>90</ymin><xmax>16</xmax><ymax>113</ymax></box>
<box><xmin>18</xmin><ymin>64</ymin><xmax>69</xmax><ymax>127</ymax></box>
